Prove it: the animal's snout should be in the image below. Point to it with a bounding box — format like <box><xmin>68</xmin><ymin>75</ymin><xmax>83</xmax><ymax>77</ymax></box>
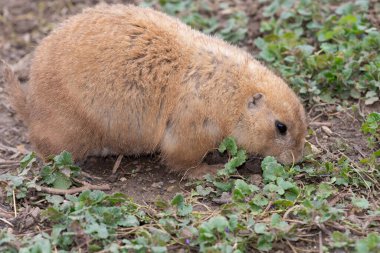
<box><xmin>277</xmin><ymin>145</ymin><xmax>305</xmax><ymax>165</ymax></box>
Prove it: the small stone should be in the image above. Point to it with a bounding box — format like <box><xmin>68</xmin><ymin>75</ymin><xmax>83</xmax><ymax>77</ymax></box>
<box><xmin>310</xmin><ymin>143</ymin><xmax>322</xmax><ymax>154</ymax></box>
<box><xmin>321</xmin><ymin>126</ymin><xmax>333</xmax><ymax>136</ymax></box>
<box><xmin>167</xmin><ymin>185</ymin><xmax>175</xmax><ymax>192</ymax></box>
<box><xmin>151</xmin><ymin>181</ymin><xmax>163</xmax><ymax>188</ymax></box>
<box><xmin>169</xmin><ymin>180</ymin><xmax>176</xmax><ymax>184</ymax></box>
<box><xmin>120</xmin><ymin>177</ymin><xmax>127</xmax><ymax>182</ymax></box>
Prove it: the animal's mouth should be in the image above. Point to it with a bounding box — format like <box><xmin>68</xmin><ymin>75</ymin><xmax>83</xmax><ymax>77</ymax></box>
<box><xmin>276</xmin><ymin>150</ymin><xmax>303</xmax><ymax>165</ymax></box>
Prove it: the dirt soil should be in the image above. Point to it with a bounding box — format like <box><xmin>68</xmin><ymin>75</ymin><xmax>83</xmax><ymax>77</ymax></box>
<box><xmin>0</xmin><ymin>0</ymin><xmax>379</xmax><ymax>206</ymax></box>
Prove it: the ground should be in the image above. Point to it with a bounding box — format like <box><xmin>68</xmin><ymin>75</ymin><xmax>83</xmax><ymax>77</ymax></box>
<box><xmin>1</xmin><ymin>0</ymin><xmax>377</xmax><ymax>203</ymax></box>
<box><xmin>0</xmin><ymin>0</ymin><xmax>379</xmax><ymax>252</ymax></box>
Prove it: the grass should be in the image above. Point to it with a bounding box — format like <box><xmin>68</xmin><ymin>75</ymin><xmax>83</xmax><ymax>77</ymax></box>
<box><xmin>255</xmin><ymin>0</ymin><xmax>380</xmax><ymax>105</ymax></box>
<box><xmin>0</xmin><ymin>0</ymin><xmax>379</xmax><ymax>252</ymax></box>
<box><xmin>0</xmin><ymin>113</ymin><xmax>379</xmax><ymax>252</ymax></box>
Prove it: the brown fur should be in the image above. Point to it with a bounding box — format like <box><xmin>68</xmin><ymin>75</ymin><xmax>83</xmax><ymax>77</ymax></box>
<box><xmin>1</xmin><ymin>60</ymin><xmax>29</xmax><ymax>122</ymax></box>
<box><xmin>2</xmin><ymin>4</ymin><xmax>307</xmax><ymax>177</ymax></box>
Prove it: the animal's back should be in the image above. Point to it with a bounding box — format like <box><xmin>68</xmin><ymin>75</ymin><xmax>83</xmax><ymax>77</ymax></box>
<box><xmin>28</xmin><ymin>4</ymin><xmax>195</xmax><ymax>157</ymax></box>
<box><xmin>3</xmin><ymin>4</ymin><xmax>307</xmax><ymax>177</ymax></box>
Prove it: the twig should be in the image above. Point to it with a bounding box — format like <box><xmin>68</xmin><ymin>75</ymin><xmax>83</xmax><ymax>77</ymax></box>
<box><xmin>80</xmin><ymin>171</ymin><xmax>103</xmax><ymax>180</ymax></box>
<box><xmin>328</xmin><ymin>192</ymin><xmax>349</xmax><ymax>206</ymax></box>
<box><xmin>309</xmin><ymin>122</ymin><xmax>332</xmax><ymax>127</ymax></box>
<box><xmin>36</xmin><ymin>184</ymin><xmax>111</xmax><ymax>195</ymax></box>
<box><xmin>319</xmin><ymin>232</ymin><xmax>323</xmax><ymax>253</ymax></box>
<box><xmin>0</xmin><ymin>143</ymin><xmax>19</xmax><ymax>154</ymax></box>
<box><xmin>261</xmin><ymin>201</ymin><xmax>273</xmax><ymax>215</ymax></box>
<box><xmin>12</xmin><ymin>189</ymin><xmax>17</xmax><ymax>217</ymax></box>
<box><xmin>112</xmin><ymin>155</ymin><xmax>123</xmax><ymax>174</ymax></box>
<box><xmin>0</xmin><ymin>208</ymin><xmax>13</xmax><ymax>219</ymax></box>
<box><xmin>286</xmin><ymin>240</ymin><xmax>298</xmax><ymax>253</ymax></box>
<box><xmin>0</xmin><ymin>164</ymin><xmax>19</xmax><ymax>168</ymax></box>
<box><xmin>318</xmin><ymin>223</ymin><xmax>331</xmax><ymax>235</ymax></box>
<box><xmin>0</xmin><ymin>217</ymin><xmax>13</xmax><ymax>227</ymax></box>
<box><xmin>283</xmin><ymin>205</ymin><xmax>300</xmax><ymax>219</ymax></box>
<box><xmin>310</xmin><ymin>113</ymin><xmax>324</xmax><ymax>122</ymax></box>
<box><xmin>337</xmin><ymin>221</ymin><xmax>366</xmax><ymax>236</ymax></box>
<box><xmin>0</xmin><ymin>160</ymin><xmax>19</xmax><ymax>164</ymax></box>
<box><xmin>72</xmin><ymin>177</ymin><xmax>91</xmax><ymax>186</ymax></box>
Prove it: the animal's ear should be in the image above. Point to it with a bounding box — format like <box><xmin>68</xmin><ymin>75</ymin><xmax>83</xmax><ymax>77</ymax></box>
<box><xmin>248</xmin><ymin>93</ymin><xmax>264</xmax><ymax>109</ymax></box>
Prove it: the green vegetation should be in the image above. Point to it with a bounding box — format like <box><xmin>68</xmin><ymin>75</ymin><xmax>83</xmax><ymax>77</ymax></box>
<box><xmin>255</xmin><ymin>0</ymin><xmax>380</xmax><ymax>104</ymax></box>
<box><xmin>362</xmin><ymin>112</ymin><xmax>380</xmax><ymax>148</ymax></box>
<box><xmin>143</xmin><ymin>0</ymin><xmax>380</xmax><ymax>105</ymax></box>
<box><xmin>0</xmin><ymin>0</ymin><xmax>379</xmax><ymax>252</ymax></box>
<box><xmin>0</xmin><ymin>129</ymin><xmax>379</xmax><ymax>252</ymax></box>
<box><xmin>141</xmin><ymin>0</ymin><xmax>248</xmax><ymax>43</ymax></box>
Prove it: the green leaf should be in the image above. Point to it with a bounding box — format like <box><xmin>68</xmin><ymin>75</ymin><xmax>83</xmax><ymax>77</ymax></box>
<box><xmin>273</xmin><ymin>199</ymin><xmax>294</xmax><ymax>209</ymax></box>
<box><xmin>355</xmin><ymin>233</ymin><xmax>380</xmax><ymax>253</ymax></box>
<box><xmin>233</xmin><ymin>179</ymin><xmax>259</xmax><ymax>201</ymax></box>
<box><xmin>150</xmin><ymin>227</ymin><xmax>171</xmax><ymax>244</ymax></box>
<box><xmin>262</xmin><ymin>157</ymin><xmax>287</xmax><ymax>182</ymax></box>
<box><xmin>20</xmin><ymin>152</ymin><xmax>36</xmax><ymax>169</ymax></box>
<box><xmin>52</xmin><ymin>172</ymin><xmax>72</xmax><ymax>190</ymax></box>
<box><xmin>251</xmin><ymin>194</ymin><xmax>269</xmax><ymax>207</ymax></box>
<box><xmin>45</xmin><ymin>195</ymin><xmax>64</xmax><ymax>206</ymax></box>
<box><xmin>218</xmin><ymin>137</ymin><xmax>238</xmax><ymax>156</ymax></box>
<box><xmin>259</xmin><ymin>48</ymin><xmax>276</xmax><ymax>62</ymax></box>
<box><xmin>171</xmin><ymin>193</ymin><xmax>184</xmax><ymax>207</ymax></box>
<box><xmin>254</xmin><ymin>223</ymin><xmax>267</xmax><ymax>234</ymax></box>
<box><xmin>213</xmin><ymin>181</ymin><xmax>233</xmax><ymax>192</ymax></box>
<box><xmin>296</xmin><ymin>45</ymin><xmax>314</xmax><ymax>56</ymax></box>
<box><xmin>119</xmin><ymin>215</ymin><xmax>139</xmax><ymax>227</ymax></box>
<box><xmin>317</xmin><ymin>30</ymin><xmax>334</xmax><ymax>42</ymax></box>
<box><xmin>178</xmin><ymin>204</ymin><xmax>193</xmax><ymax>216</ymax></box>
<box><xmin>257</xmin><ymin>234</ymin><xmax>274</xmax><ymax>251</ymax></box>
<box><xmin>40</xmin><ymin>166</ymin><xmax>56</xmax><ymax>185</ymax></box>
<box><xmin>207</xmin><ymin>216</ymin><xmax>229</xmax><ymax>233</ymax></box>
<box><xmin>42</xmin><ymin>207</ymin><xmax>64</xmax><ymax>222</ymax></box>
<box><xmin>234</xmin><ymin>179</ymin><xmax>258</xmax><ymax>196</ymax></box>
<box><xmin>86</xmin><ymin>223</ymin><xmax>109</xmax><ymax>239</ymax></box>
<box><xmin>276</xmin><ymin>178</ymin><xmax>294</xmax><ymax>190</ymax></box>
<box><xmin>28</xmin><ymin>235</ymin><xmax>52</xmax><ymax>253</ymax></box>
<box><xmin>196</xmin><ymin>185</ymin><xmax>213</xmax><ymax>196</ymax></box>
<box><xmin>352</xmin><ymin>197</ymin><xmax>369</xmax><ymax>209</ymax></box>
<box><xmin>270</xmin><ymin>213</ymin><xmax>290</xmax><ymax>232</ymax></box>
<box><xmin>171</xmin><ymin>194</ymin><xmax>192</xmax><ymax>216</ymax></box>
<box><xmin>0</xmin><ymin>174</ymin><xmax>24</xmax><ymax>187</ymax></box>
<box><xmin>254</xmin><ymin>37</ymin><xmax>267</xmax><ymax>49</ymax></box>
<box><xmin>151</xmin><ymin>246</ymin><xmax>167</xmax><ymax>253</ymax></box>
<box><xmin>331</xmin><ymin>231</ymin><xmax>350</xmax><ymax>248</ymax></box>
<box><xmin>53</xmin><ymin>151</ymin><xmax>74</xmax><ymax>167</ymax></box>
<box><xmin>317</xmin><ymin>183</ymin><xmax>336</xmax><ymax>199</ymax></box>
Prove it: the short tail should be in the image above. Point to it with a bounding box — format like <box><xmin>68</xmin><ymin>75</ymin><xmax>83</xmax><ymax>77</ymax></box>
<box><xmin>1</xmin><ymin>60</ymin><xmax>29</xmax><ymax>122</ymax></box>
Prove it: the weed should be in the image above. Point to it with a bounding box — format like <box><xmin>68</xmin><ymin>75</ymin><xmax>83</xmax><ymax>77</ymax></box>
<box><xmin>141</xmin><ymin>0</ymin><xmax>248</xmax><ymax>44</ymax></box>
<box><xmin>1</xmin><ymin>136</ymin><xmax>379</xmax><ymax>252</ymax></box>
<box><xmin>0</xmin><ymin>0</ymin><xmax>379</xmax><ymax>252</ymax></box>
<box><xmin>361</xmin><ymin>112</ymin><xmax>380</xmax><ymax>148</ymax></box>
<box><xmin>255</xmin><ymin>0</ymin><xmax>380</xmax><ymax>104</ymax></box>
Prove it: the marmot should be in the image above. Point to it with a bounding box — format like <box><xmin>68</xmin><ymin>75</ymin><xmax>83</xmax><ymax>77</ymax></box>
<box><xmin>3</xmin><ymin>4</ymin><xmax>307</xmax><ymax>178</ymax></box>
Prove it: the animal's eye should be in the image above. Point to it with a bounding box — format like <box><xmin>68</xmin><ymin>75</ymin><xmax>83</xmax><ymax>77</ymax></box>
<box><xmin>275</xmin><ymin>121</ymin><xmax>287</xmax><ymax>135</ymax></box>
